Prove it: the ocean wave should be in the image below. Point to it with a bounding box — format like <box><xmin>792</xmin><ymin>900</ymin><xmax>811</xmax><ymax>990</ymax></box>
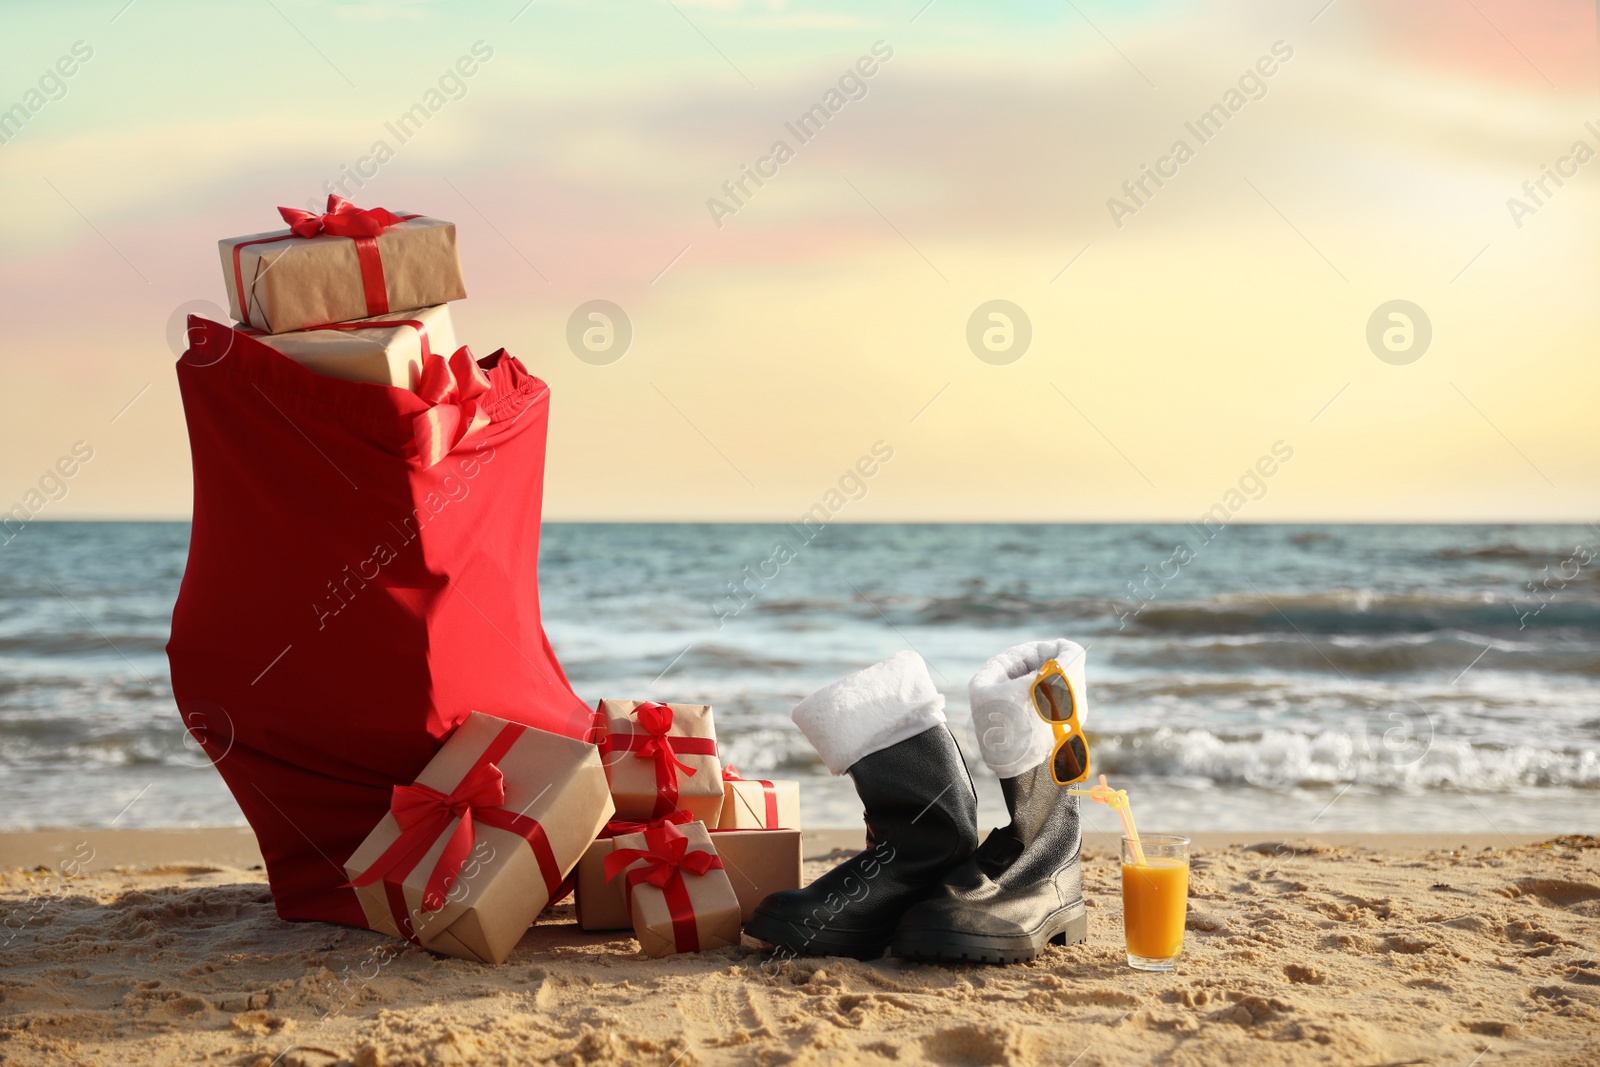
<box><xmin>1110</xmin><ymin>631</ymin><xmax>1600</xmax><ymax>676</ymax></box>
<box><xmin>1089</xmin><ymin>727</ymin><xmax>1600</xmax><ymax>792</ymax></box>
<box><xmin>714</xmin><ymin>726</ymin><xmax>823</xmax><ymax>776</ymax></box>
<box><xmin>679</xmin><ymin>644</ymin><xmax>808</xmax><ymax>672</ymax></box>
<box><xmin>911</xmin><ymin>594</ymin><xmax>1096</xmax><ymax>624</ymax></box>
<box><xmin>0</xmin><ymin>725</ymin><xmax>213</xmax><ymax>770</ymax></box>
<box><xmin>1128</xmin><ymin>590</ymin><xmax>1600</xmax><ymax>635</ymax></box>
<box><xmin>734</xmin><ymin>587</ymin><xmax>1600</xmax><ymax>637</ymax></box>
<box><xmin>0</xmin><ymin>632</ymin><xmax>171</xmax><ymax>656</ymax></box>
<box><xmin>1433</xmin><ymin>543</ymin><xmax>1548</xmax><ymax>561</ymax></box>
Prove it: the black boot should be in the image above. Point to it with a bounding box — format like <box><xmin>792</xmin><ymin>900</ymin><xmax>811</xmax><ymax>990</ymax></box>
<box><xmin>890</xmin><ymin>758</ymin><xmax>1086</xmax><ymax>963</ymax></box>
<box><xmin>744</xmin><ymin>725</ymin><xmax>978</xmax><ymax>959</ymax></box>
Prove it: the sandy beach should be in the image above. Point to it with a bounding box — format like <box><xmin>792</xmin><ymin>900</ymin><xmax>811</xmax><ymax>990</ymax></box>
<box><xmin>1</xmin><ymin>829</ymin><xmax>1596</xmax><ymax>1066</ymax></box>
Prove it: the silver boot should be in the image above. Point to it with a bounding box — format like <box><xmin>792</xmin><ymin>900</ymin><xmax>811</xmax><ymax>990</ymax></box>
<box><xmin>890</xmin><ymin>753</ymin><xmax>1087</xmax><ymax>963</ymax></box>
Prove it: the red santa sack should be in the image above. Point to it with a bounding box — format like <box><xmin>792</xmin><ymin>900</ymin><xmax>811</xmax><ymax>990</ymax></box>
<box><xmin>168</xmin><ymin>316</ymin><xmax>588</xmax><ymax>927</ymax></box>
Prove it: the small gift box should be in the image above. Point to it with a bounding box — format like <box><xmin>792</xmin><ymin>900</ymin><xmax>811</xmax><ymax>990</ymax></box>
<box><xmin>592</xmin><ymin>699</ymin><xmax>722</xmax><ymax>823</ymax></box>
<box><xmin>717</xmin><ymin>766</ymin><xmax>802</xmax><ymax>830</ymax></box>
<box><xmin>575</xmin><ymin>811</ymin><xmax>693</xmax><ymax>932</ymax></box>
<box><xmin>576</xmin><ymin>814</ymin><xmax>802</xmax><ymax>931</ymax></box>
<box><xmin>244</xmin><ymin>303</ymin><xmax>455</xmax><ymax>388</ymax></box>
<box><xmin>343</xmin><ymin>711</ymin><xmax>614</xmax><ymax>964</ymax></box>
<box><xmin>220</xmin><ymin>195</ymin><xmax>467</xmax><ymax>335</ymax></box>
<box><xmin>604</xmin><ymin>820</ymin><xmax>741</xmax><ymax>956</ymax></box>
<box><xmin>713</xmin><ymin>828</ymin><xmax>804</xmax><ymax>922</ymax></box>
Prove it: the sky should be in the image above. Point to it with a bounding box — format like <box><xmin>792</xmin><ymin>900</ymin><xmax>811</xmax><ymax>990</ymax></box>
<box><xmin>1</xmin><ymin>0</ymin><xmax>1596</xmax><ymax>522</ymax></box>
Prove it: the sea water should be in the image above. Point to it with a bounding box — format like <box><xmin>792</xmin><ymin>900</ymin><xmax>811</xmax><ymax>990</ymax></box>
<box><xmin>1</xmin><ymin>522</ymin><xmax>1596</xmax><ymax>834</ymax></box>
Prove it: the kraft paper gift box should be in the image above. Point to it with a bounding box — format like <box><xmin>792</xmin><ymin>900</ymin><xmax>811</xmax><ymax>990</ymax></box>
<box><xmin>576</xmin><ymin>817</ymin><xmax>802</xmax><ymax>931</ymax></box>
<box><xmin>344</xmin><ymin>711</ymin><xmax>614</xmax><ymax>964</ymax></box>
<box><xmin>717</xmin><ymin>767</ymin><xmax>802</xmax><ymax>831</ymax></box>
<box><xmin>605</xmin><ymin>820</ymin><xmax>741</xmax><ymax>956</ymax></box>
<box><xmin>244</xmin><ymin>303</ymin><xmax>456</xmax><ymax>389</ymax></box>
<box><xmin>593</xmin><ymin>699</ymin><xmax>723</xmax><ymax>824</ymax></box>
<box><xmin>713</xmin><ymin>829</ymin><xmax>804</xmax><ymax>922</ymax></box>
<box><xmin>220</xmin><ymin>196</ymin><xmax>466</xmax><ymax>335</ymax></box>
<box><xmin>576</xmin><ymin>811</ymin><xmax>695</xmax><ymax>932</ymax></box>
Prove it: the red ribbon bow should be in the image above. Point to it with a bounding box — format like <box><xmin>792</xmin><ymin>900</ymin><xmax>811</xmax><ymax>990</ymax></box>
<box><xmin>603</xmin><ymin>822</ymin><xmax>724</xmax><ymax>953</ymax></box>
<box><xmin>278</xmin><ymin>194</ymin><xmax>406</xmax><ymax>239</ymax></box>
<box><xmin>413</xmin><ymin>346</ymin><xmax>492</xmax><ymax>469</ymax></box>
<box><xmin>346</xmin><ymin>722</ymin><xmax>563</xmax><ymax>940</ymax></box>
<box><xmin>630</xmin><ymin>702</ymin><xmax>700</xmax><ymax>817</ymax></box>
<box><xmin>231</xmin><ymin>198</ymin><xmax>419</xmax><ymax>329</ymax></box>
<box><xmin>633</xmin><ymin>702</ymin><xmax>697</xmax><ymax>776</ymax></box>
<box><xmin>350</xmin><ymin>761</ymin><xmax>505</xmax><ymax>913</ymax></box>
<box><xmin>721</xmin><ymin>765</ymin><xmax>781</xmax><ymax>828</ymax></box>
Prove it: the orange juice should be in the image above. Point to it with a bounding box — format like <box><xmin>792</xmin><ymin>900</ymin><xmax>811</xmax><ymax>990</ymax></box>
<box><xmin>1121</xmin><ymin>857</ymin><xmax>1189</xmax><ymax>960</ymax></box>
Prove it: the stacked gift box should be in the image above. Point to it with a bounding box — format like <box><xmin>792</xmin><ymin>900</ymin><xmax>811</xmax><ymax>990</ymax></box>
<box><xmin>219</xmin><ymin>195</ymin><xmax>468</xmax><ymax>388</ymax></box>
<box><xmin>209</xmin><ymin>198</ymin><xmax>806</xmax><ymax>963</ymax></box>
<box><xmin>570</xmin><ymin>700</ymin><xmax>805</xmax><ymax>954</ymax></box>
<box><xmin>342</xmin><ymin>698</ymin><xmax>804</xmax><ymax>962</ymax></box>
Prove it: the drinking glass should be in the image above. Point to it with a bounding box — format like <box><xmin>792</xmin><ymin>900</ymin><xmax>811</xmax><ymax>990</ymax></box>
<box><xmin>1120</xmin><ymin>834</ymin><xmax>1190</xmax><ymax>970</ymax></box>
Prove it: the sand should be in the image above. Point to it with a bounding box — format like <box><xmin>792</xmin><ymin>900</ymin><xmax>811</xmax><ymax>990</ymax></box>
<box><xmin>1</xmin><ymin>829</ymin><xmax>1597</xmax><ymax>1066</ymax></box>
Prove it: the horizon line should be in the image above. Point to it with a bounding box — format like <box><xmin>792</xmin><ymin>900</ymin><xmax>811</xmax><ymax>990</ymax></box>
<box><xmin>10</xmin><ymin>517</ymin><xmax>1593</xmax><ymax>527</ymax></box>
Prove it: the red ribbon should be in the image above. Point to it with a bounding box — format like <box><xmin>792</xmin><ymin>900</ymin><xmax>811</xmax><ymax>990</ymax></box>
<box><xmin>476</xmin><ymin>806</ymin><xmax>562</xmax><ymax>899</ymax></box>
<box><xmin>601</xmin><ymin>809</ymin><xmax>695</xmax><ymax>838</ymax></box>
<box><xmin>603</xmin><ymin>822</ymin><xmax>724</xmax><ymax>953</ymax></box>
<box><xmin>383</xmin><ymin>880</ymin><xmax>419</xmax><ymax>943</ymax></box>
<box><xmin>348</xmin><ymin>722</ymin><xmax>561</xmax><ymax>923</ymax></box>
<box><xmin>239</xmin><ymin>326</ymin><xmax>487</xmax><ymax>468</ymax></box>
<box><xmin>278</xmin><ymin>194</ymin><xmax>405</xmax><ymax>239</ymax></box>
<box><xmin>722</xmin><ymin>765</ymin><xmax>780</xmax><ymax>829</ymax></box>
<box><xmin>351</xmin><ymin>760</ymin><xmax>504</xmax><ymax>912</ymax></box>
<box><xmin>230</xmin><ymin>196</ymin><xmax>418</xmax><ymax>330</ymax></box>
<box><xmin>412</xmin><ymin>346</ymin><xmax>492</xmax><ymax>469</ymax></box>
<box><xmin>598</xmin><ymin>703</ymin><xmax>717</xmax><ymax>818</ymax></box>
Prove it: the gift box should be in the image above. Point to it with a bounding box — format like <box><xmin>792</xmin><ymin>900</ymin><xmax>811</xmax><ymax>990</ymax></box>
<box><xmin>243</xmin><ymin>303</ymin><xmax>456</xmax><ymax>388</ymax></box>
<box><xmin>593</xmin><ymin>699</ymin><xmax>723</xmax><ymax>823</ymax></box>
<box><xmin>575</xmin><ymin>810</ymin><xmax>694</xmax><ymax>932</ymax></box>
<box><xmin>343</xmin><ymin>711</ymin><xmax>614</xmax><ymax>964</ymax></box>
<box><xmin>576</xmin><ymin>816</ymin><xmax>802</xmax><ymax>931</ymax></box>
<box><xmin>604</xmin><ymin>820</ymin><xmax>741</xmax><ymax>956</ymax></box>
<box><xmin>220</xmin><ymin>195</ymin><xmax>466</xmax><ymax>335</ymax></box>
<box><xmin>714</xmin><ymin>828</ymin><xmax>804</xmax><ymax>922</ymax></box>
<box><xmin>717</xmin><ymin>766</ymin><xmax>801</xmax><ymax>830</ymax></box>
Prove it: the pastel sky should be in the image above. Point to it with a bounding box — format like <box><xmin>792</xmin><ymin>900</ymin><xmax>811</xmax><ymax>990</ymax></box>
<box><xmin>1</xmin><ymin>0</ymin><xmax>1596</xmax><ymax>521</ymax></box>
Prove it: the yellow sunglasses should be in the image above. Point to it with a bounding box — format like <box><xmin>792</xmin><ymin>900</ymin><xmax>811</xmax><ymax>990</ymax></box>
<box><xmin>1031</xmin><ymin>659</ymin><xmax>1090</xmax><ymax>785</ymax></box>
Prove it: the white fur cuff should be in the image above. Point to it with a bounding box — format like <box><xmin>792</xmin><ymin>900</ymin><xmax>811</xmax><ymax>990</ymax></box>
<box><xmin>791</xmin><ymin>650</ymin><xmax>948</xmax><ymax>775</ymax></box>
<box><xmin>968</xmin><ymin>638</ymin><xmax>1087</xmax><ymax>779</ymax></box>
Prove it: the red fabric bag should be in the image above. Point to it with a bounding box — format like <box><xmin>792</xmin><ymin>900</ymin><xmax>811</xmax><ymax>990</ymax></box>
<box><xmin>168</xmin><ymin>316</ymin><xmax>588</xmax><ymax>928</ymax></box>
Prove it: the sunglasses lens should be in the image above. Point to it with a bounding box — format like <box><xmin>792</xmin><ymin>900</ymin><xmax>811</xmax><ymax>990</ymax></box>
<box><xmin>1054</xmin><ymin>734</ymin><xmax>1088</xmax><ymax>783</ymax></box>
<box><xmin>1033</xmin><ymin>672</ymin><xmax>1075</xmax><ymax>723</ymax></box>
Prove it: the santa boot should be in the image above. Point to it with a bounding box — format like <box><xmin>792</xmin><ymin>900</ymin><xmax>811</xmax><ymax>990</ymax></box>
<box><xmin>743</xmin><ymin>651</ymin><xmax>979</xmax><ymax>960</ymax></box>
<box><xmin>891</xmin><ymin>639</ymin><xmax>1089</xmax><ymax>964</ymax></box>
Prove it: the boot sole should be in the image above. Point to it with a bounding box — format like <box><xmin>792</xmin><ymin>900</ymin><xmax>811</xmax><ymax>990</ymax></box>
<box><xmin>743</xmin><ymin>908</ymin><xmax>891</xmax><ymax>960</ymax></box>
<box><xmin>890</xmin><ymin>901</ymin><xmax>1088</xmax><ymax>965</ymax></box>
